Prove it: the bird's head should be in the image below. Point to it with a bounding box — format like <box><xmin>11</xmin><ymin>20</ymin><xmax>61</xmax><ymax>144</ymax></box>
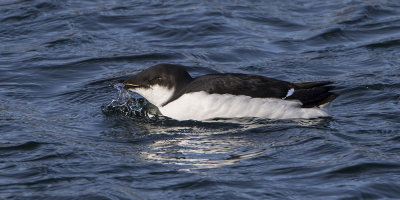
<box><xmin>123</xmin><ymin>64</ymin><xmax>192</xmax><ymax>107</ymax></box>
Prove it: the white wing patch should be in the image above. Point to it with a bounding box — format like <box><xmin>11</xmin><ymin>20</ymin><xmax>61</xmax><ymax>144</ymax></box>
<box><xmin>282</xmin><ymin>88</ymin><xmax>295</xmax><ymax>100</ymax></box>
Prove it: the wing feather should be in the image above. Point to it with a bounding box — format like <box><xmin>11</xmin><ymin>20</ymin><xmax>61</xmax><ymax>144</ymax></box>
<box><xmin>163</xmin><ymin>73</ymin><xmax>338</xmax><ymax>108</ymax></box>
<box><xmin>163</xmin><ymin>74</ymin><xmax>293</xmax><ymax>105</ymax></box>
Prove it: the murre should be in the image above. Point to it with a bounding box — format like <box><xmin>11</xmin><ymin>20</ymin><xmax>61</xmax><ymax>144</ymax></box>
<box><xmin>121</xmin><ymin>64</ymin><xmax>338</xmax><ymax>121</ymax></box>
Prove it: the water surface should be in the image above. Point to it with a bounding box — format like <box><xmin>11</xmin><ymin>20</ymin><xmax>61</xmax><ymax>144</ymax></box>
<box><xmin>1</xmin><ymin>0</ymin><xmax>400</xmax><ymax>199</ymax></box>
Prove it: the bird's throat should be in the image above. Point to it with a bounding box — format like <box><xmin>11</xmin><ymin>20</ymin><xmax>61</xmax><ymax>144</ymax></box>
<box><xmin>130</xmin><ymin>85</ymin><xmax>175</xmax><ymax>107</ymax></box>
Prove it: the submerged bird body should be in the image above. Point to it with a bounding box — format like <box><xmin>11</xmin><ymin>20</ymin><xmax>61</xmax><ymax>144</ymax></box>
<box><xmin>122</xmin><ymin>64</ymin><xmax>337</xmax><ymax>121</ymax></box>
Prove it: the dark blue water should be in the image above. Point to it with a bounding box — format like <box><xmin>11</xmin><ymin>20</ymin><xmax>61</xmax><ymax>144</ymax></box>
<box><xmin>1</xmin><ymin>0</ymin><xmax>400</xmax><ymax>199</ymax></box>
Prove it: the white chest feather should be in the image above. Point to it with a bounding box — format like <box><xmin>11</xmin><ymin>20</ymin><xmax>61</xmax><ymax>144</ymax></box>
<box><xmin>130</xmin><ymin>85</ymin><xmax>174</xmax><ymax>107</ymax></box>
<box><xmin>158</xmin><ymin>91</ymin><xmax>329</xmax><ymax>121</ymax></box>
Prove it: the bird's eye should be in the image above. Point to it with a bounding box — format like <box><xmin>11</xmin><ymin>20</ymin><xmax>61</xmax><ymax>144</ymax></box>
<box><xmin>150</xmin><ymin>77</ymin><xmax>162</xmax><ymax>83</ymax></box>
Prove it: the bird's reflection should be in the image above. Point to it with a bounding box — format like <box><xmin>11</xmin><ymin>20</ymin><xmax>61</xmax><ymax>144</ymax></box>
<box><xmin>133</xmin><ymin>118</ymin><xmax>330</xmax><ymax>171</ymax></box>
<box><xmin>140</xmin><ymin>132</ymin><xmax>270</xmax><ymax>170</ymax></box>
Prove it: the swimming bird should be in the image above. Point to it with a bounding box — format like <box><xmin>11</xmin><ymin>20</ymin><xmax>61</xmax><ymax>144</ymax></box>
<box><xmin>122</xmin><ymin>64</ymin><xmax>338</xmax><ymax>121</ymax></box>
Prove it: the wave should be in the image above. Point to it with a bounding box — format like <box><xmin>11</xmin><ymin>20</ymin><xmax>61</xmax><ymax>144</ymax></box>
<box><xmin>0</xmin><ymin>141</ymin><xmax>41</xmax><ymax>151</ymax></box>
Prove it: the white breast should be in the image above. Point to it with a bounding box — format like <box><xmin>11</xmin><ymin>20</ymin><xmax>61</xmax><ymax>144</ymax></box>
<box><xmin>130</xmin><ymin>85</ymin><xmax>175</xmax><ymax>107</ymax></box>
<box><xmin>159</xmin><ymin>91</ymin><xmax>329</xmax><ymax>121</ymax></box>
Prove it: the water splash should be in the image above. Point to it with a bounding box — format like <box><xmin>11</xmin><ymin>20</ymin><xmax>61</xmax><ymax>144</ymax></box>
<box><xmin>114</xmin><ymin>83</ymin><xmax>132</xmax><ymax>103</ymax></box>
<box><xmin>102</xmin><ymin>83</ymin><xmax>160</xmax><ymax>119</ymax></box>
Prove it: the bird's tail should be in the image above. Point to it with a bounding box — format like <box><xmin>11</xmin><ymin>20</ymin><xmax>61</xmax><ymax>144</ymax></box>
<box><xmin>289</xmin><ymin>81</ymin><xmax>339</xmax><ymax>108</ymax></box>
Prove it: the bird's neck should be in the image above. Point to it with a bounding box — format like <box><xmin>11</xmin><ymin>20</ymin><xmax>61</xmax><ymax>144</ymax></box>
<box><xmin>132</xmin><ymin>85</ymin><xmax>175</xmax><ymax>107</ymax></box>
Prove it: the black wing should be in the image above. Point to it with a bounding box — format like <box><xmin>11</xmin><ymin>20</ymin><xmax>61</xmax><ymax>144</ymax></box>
<box><xmin>164</xmin><ymin>73</ymin><xmax>293</xmax><ymax>105</ymax></box>
<box><xmin>164</xmin><ymin>73</ymin><xmax>337</xmax><ymax>108</ymax></box>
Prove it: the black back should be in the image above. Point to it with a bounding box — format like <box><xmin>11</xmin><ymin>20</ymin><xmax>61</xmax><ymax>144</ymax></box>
<box><xmin>164</xmin><ymin>73</ymin><xmax>294</xmax><ymax>105</ymax></box>
<box><xmin>163</xmin><ymin>68</ymin><xmax>337</xmax><ymax>108</ymax></box>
